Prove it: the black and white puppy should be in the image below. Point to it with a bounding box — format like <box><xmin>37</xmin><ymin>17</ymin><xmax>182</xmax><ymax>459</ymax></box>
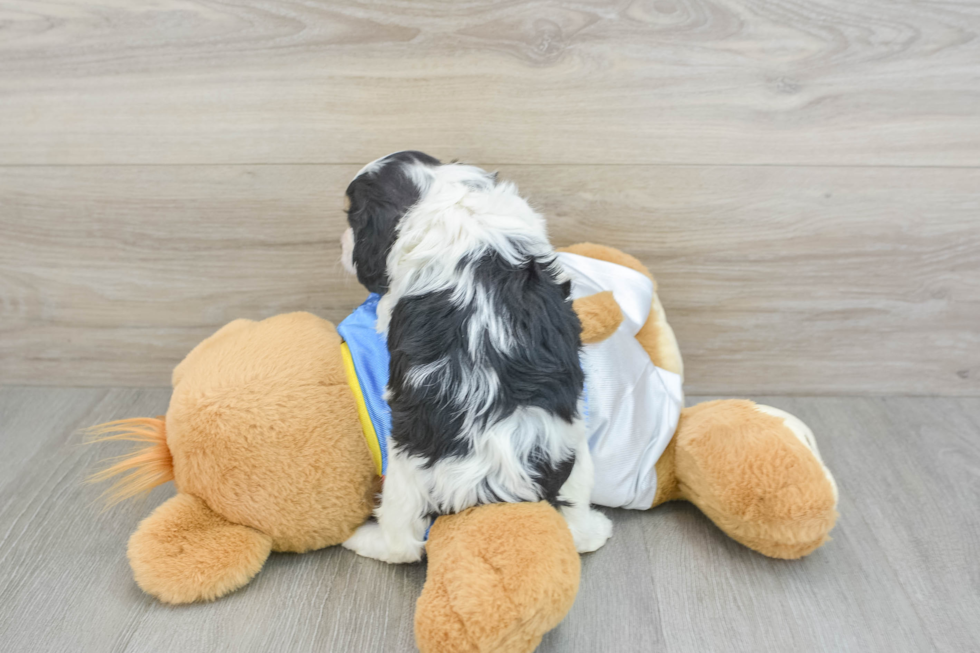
<box><xmin>340</xmin><ymin>151</ymin><xmax>612</xmax><ymax>562</ymax></box>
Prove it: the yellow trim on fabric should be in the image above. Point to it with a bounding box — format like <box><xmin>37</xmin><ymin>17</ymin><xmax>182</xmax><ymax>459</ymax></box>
<box><xmin>340</xmin><ymin>341</ymin><xmax>383</xmax><ymax>476</ymax></box>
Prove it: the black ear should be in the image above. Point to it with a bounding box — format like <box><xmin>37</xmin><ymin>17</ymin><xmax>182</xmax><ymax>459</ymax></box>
<box><xmin>344</xmin><ymin>151</ymin><xmax>442</xmax><ymax>294</ymax></box>
<box><xmin>352</xmin><ymin>234</ymin><xmax>395</xmax><ymax>294</ymax></box>
<box><xmin>559</xmin><ymin>279</ymin><xmax>572</xmax><ymax>300</ymax></box>
<box><xmin>348</xmin><ymin>190</ymin><xmax>402</xmax><ymax>294</ymax></box>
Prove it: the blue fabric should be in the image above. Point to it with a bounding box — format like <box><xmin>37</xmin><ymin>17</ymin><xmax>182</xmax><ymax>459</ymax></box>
<box><xmin>336</xmin><ymin>293</ymin><xmax>391</xmax><ymax>475</ymax></box>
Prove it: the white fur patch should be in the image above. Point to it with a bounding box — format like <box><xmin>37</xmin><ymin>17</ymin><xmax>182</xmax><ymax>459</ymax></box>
<box><xmin>558</xmin><ymin>438</ymin><xmax>613</xmax><ymax>552</ymax></box>
<box><xmin>404</xmin><ymin>357</ymin><xmax>450</xmax><ymax>391</ymax></box>
<box><xmin>354</xmin><ymin>152</ymin><xmax>397</xmax><ymax>179</ymax></box>
<box><xmin>340</xmin><ymin>226</ymin><xmax>356</xmax><ymax>276</ymax></box>
<box><xmin>375</xmin><ymin>163</ymin><xmax>553</xmax><ymax>336</ymax></box>
<box><xmin>468</xmin><ymin>285</ymin><xmax>514</xmax><ymax>358</ymax></box>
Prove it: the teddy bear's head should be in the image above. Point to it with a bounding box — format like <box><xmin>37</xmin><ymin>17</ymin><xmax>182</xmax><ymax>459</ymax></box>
<box><xmin>165</xmin><ymin>311</ymin><xmax>377</xmax><ymax>553</ymax></box>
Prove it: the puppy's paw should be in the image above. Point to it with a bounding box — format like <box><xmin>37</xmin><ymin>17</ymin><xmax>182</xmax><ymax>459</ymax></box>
<box><xmin>342</xmin><ymin>521</ymin><xmax>424</xmax><ymax>564</ymax></box>
<box><xmin>568</xmin><ymin>508</ymin><xmax>613</xmax><ymax>554</ymax></box>
<box><xmin>343</xmin><ymin>521</ymin><xmax>388</xmax><ymax>560</ymax></box>
<box><xmin>380</xmin><ymin>543</ymin><xmax>425</xmax><ymax>564</ymax></box>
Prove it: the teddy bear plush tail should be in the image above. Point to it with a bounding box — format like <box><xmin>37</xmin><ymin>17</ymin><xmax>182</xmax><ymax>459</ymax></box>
<box><xmin>86</xmin><ymin>417</ymin><xmax>174</xmax><ymax>505</ymax></box>
<box><xmin>87</xmin><ymin>417</ymin><xmax>273</xmax><ymax>603</ymax></box>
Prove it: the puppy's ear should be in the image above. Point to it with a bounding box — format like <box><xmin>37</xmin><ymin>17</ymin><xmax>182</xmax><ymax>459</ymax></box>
<box><xmin>349</xmin><ymin>197</ymin><xmax>400</xmax><ymax>294</ymax></box>
<box><xmin>346</xmin><ymin>153</ymin><xmax>439</xmax><ymax>294</ymax></box>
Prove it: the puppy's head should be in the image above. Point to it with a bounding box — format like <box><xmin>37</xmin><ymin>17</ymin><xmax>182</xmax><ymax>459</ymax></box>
<box><xmin>341</xmin><ymin>151</ymin><xmax>441</xmax><ymax>294</ymax></box>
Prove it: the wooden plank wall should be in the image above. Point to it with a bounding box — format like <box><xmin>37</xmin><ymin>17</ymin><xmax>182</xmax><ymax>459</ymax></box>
<box><xmin>1</xmin><ymin>0</ymin><xmax>978</xmax><ymax>394</ymax></box>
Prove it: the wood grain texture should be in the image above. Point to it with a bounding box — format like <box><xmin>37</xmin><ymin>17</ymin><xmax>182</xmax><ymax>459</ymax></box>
<box><xmin>1</xmin><ymin>388</ymin><xmax>978</xmax><ymax>652</ymax></box>
<box><xmin>0</xmin><ymin>0</ymin><xmax>979</xmax><ymax>166</ymax></box>
<box><xmin>2</xmin><ymin>164</ymin><xmax>977</xmax><ymax>394</ymax></box>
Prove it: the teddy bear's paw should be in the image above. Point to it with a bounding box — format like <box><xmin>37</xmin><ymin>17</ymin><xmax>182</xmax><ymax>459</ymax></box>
<box><xmin>416</xmin><ymin>502</ymin><xmax>580</xmax><ymax>653</ymax></box>
<box><xmin>754</xmin><ymin>404</ymin><xmax>839</xmax><ymax>504</ymax></box>
<box><xmin>342</xmin><ymin>520</ymin><xmax>424</xmax><ymax>564</ymax></box>
<box><xmin>673</xmin><ymin>399</ymin><xmax>839</xmax><ymax>559</ymax></box>
<box><xmin>127</xmin><ymin>493</ymin><xmax>273</xmax><ymax>604</ymax></box>
<box><xmin>563</xmin><ymin>506</ymin><xmax>613</xmax><ymax>554</ymax></box>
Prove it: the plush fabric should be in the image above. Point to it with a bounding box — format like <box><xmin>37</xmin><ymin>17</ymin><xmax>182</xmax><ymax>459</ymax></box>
<box><xmin>654</xmin><ymin>400</ymin><xmax>839</xmax><ymax>558</ymax></box>
<box><xmin>86</xmin><ymin>417</ymin><xmax>172</xmax><ymax>504</ymax></box>
<box><xmin>167</xmin><ymin>312</ymin><xmax>378</xmax><ymax>553</ymax></box>
<box><xmin>560</xmin><ymin>251</ymin><xmax>685</xmax><ymax>509</ymax></box>
<box><xmin>558</xmin><ymin>243</ymin><xmax>655</xmax><ymax>285</ymax></box>
<box><xmin>90</xmin><ymin>243</ymin><xmax>838</xmax><ymax>653</ymax></box>
<box><xmin>572</xmin><ymin>291</ymin><xmax>623</xmax><ymax>344</ymax></box>
<box><xmin>127</xmin><ymin>493</ymin><xmax>272</xmax><ymax>604</ymax></box>
<box><xmin>559</xmin><ymin>243</ymin><xmax>683</xmax><ymax>376</ymax></box>
<box><xmin>416</xmin><ymin>502</ymin><xmax>580</xmax><ymax>653</ymax></box>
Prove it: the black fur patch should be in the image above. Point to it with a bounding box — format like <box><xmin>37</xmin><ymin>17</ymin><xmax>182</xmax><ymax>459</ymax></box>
<box><xmin>535</xmin><ymin>453</ymin><xmax>576</xmax><ymax>509</ymax></box>
<box><xmin>345</xmin><ymin>151</ymin><xmax>440</xmax><ymax>294</ymax></box>
<box><xmin>386</xmin><ymin>248</ymin><xmax>584</xmax><ymax>511</ymax></box>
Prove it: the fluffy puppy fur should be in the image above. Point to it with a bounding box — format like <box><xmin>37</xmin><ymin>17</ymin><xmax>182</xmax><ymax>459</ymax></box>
<box><xmin>340</xmin><ymin>151</ymin><xmax>612</xmax><ymax>563</ymax></box>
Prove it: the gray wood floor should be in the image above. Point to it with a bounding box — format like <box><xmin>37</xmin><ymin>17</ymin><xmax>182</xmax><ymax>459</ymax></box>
<box><xmin>1</xmin><ymin>388</ymin><xmax>977</xmax><ymax>652</ymax></box>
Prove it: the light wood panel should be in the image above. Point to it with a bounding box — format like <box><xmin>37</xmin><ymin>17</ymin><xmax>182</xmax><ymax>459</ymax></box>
<box><xmin>1</xmin><ymin>0</ymin><xmax>979</xmax><ymax>166</ymax></box>
<box><xmin>2</xmin><ymin>164</ymin><xmax>977</xmax><ymax>394</ymax></box>
<box><xmin>0</xmin><ymin>165</ymin><xmax>367</xmax><ymax>387</ymax></box>
<box><xmin>2</xmin><ymin>388</ymin><xmax>979</xmax><ymax>651</ymax></box>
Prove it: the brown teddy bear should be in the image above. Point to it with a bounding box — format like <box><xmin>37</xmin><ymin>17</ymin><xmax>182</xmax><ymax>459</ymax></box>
<box><xmin>90</xmin><ymin>243</ymin><xmax>838</xmax><ymax>653</ymax></box>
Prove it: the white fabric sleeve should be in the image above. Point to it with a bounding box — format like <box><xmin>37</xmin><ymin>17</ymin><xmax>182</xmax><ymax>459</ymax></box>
<box><xmin>556</xmin><ymin>252</ymin><xmax>654</xmax><ymax>336</ymax></box>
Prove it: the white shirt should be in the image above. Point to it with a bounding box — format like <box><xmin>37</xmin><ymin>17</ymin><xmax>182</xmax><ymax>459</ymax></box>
<box><xmin>557</xmin><ymin>252</ymin><xmax>685</xmax><ymax>510</ymax></box>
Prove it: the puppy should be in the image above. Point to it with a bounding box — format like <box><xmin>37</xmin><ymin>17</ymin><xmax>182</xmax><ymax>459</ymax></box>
<box><xmin>340</xmin><ymin>151</ymin><xmax>612</xmax><ymax>563</ymax></box>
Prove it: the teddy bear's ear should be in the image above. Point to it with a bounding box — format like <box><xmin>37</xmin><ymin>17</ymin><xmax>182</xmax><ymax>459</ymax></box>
<box><xmin>127</xmin><ymin>493</ymin><xmax>272</xmax><ymax>604</ymax></box>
